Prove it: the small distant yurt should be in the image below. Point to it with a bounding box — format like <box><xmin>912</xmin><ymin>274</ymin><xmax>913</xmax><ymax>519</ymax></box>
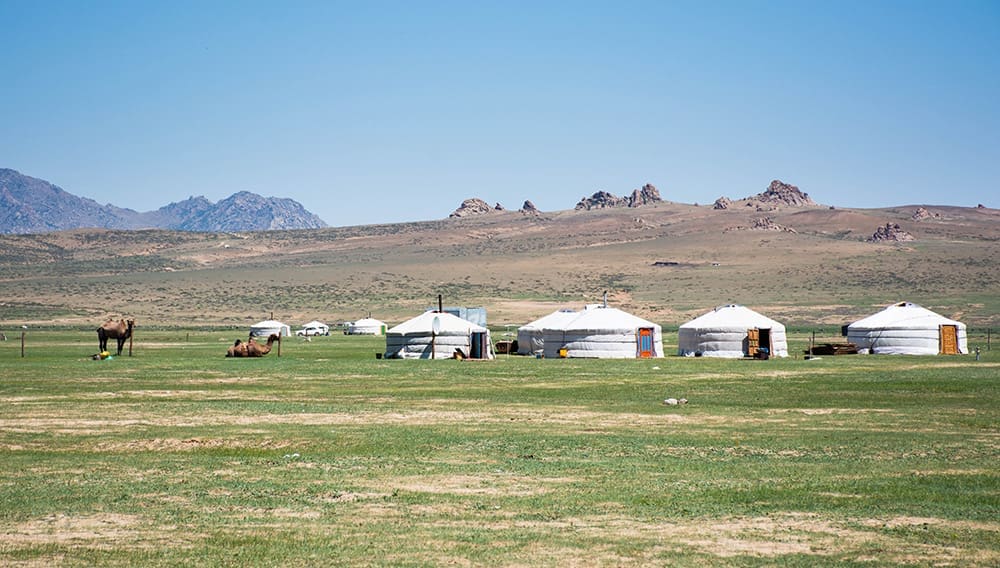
<box><xmin>348</xmin><ymin>317</ymin><xmax>387</xmax><ymax>335</ymax></box>
<box><xmin>542</xmin><ymin>306</ymin><xmax>663</xmax><ymax>359</ymax></box>
<box><xmin>847</xmin><ymin>302</ymin><xmax>967</xmax><ymax>355</ymax></box>
<box><xmin>516</xmin><ymin>309</ymin><xmax>578</xmax><ymax>355</ymax></box>
<box><xmin>250</xmin><ymin>320</ymin><xmax>291</xmax><ymax>337</ymax></box>
<box><xmin>678</xmin><ymin>305</ymin><xmax>788</xmax><ymax>358</ymax></box>
<box><xmin>385</xmin><ymin>311</ymin><xmax>494</xmax><ymax>360</ymax></box>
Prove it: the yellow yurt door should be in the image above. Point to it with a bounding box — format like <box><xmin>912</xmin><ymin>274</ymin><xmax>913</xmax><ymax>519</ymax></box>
<box><xmin>940</xmin><ymin>325</ymin><xmax>959</xmax><ymax>354</ymax></box>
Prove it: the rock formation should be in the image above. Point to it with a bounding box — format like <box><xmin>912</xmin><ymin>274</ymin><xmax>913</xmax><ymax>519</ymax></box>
<box><xmin>519</xmin><ymin>200</ymin><xmax>540</xmax><ymax>215</ymax></box>
<box><xmin>867</xmin><ymin>223</ymin><xmax>914</xmax><ymax>243</ymax></box>
<box><xmin>713</xmin><ymin>196</ymin><xmax>732</xmax><ymax>210</ymax></box>
<box><xmin>754</xmin><ymin>180</ymin><xmax>816</xmax><ymax>207</ymax></box>
<box><xmin>449</xmin><ymin>198</ymin><xmax>501</xmax><ymax>218</ymax></box>
<box><xmin>575</xmin><ymin>183</ymin><xmax>662</xmax><ymax>211</ymax></box>
<box><xmin>724</xmin><ymin>217</ymin><xmax>796</xmax><ymax>234</ymax></box>
<box><xmin>627</xmin><ymin>184</ymin><xmax>662</xmax><ymax>207</ymax></box>
<box><xmin>911</xmin><ymin>207</ymin><xmax>940</xmax><ymax>221</ymax></box>
<box><xmin>575</xmin><ymin>191</ymin><xmax>626</xmax><ymax>211</ymax></box>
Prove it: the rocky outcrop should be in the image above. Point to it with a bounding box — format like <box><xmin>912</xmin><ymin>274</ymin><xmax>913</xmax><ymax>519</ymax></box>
<box><xmin>754</xmin><ymin>180</ymin><xmax>816</xmax><ymax>207</ymax></box>
<box><xmin>911</xmin><ymin>207</ymin><xmax>940</xmax><ymax>221</ymax></box>
<box><xmin>713</xmin><ymin>196</ymin><xmax>732</xmax><ymax>210</ymax></box>
<box><xmin>724</xmin><ymin>216</ymin><xmax>796</xmax><ymax>233</ymax></box>
<box><xmin>628</xmin><ymin>184</ymin><xmax>662</xmax><ymax>207</ymax></box>
<box><xmin>867</xmin><ymin>223</ymin><xmax>914</xmax><ymax>243</ymax></box>
<box><xmin>576</xmin><ymin>183</ymin><xmax>662</xmax><ymax>211</ymax></box>
<box><xmin>575</xmin><ymin>191</ymin><xmax>626</xmax><ymax>211</ymax></box>
<box><xmin>449</xmin><ymin>198</ymin><xmax>502</xmax><ymax>218</ymax></box>
<box><xmin>520</xmin><ymin>200</ymin><xmax>540</xmax><ymax>215</ymax></box>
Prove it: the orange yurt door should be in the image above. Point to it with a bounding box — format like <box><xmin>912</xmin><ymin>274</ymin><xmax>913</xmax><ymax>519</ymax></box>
<box><xmin>940</xmin><ymin>325</ymin><xmax>959</xmax><ymax>354</ymax></box>
<box><xmin>637</xmin><ymin>327</ymin><xmax>654</xmax><ymax>358</ymax></box>
<box><xmin>746</xmin><ymin>328</ymin><xmax>760</xmax><ymax>357</ymax></box>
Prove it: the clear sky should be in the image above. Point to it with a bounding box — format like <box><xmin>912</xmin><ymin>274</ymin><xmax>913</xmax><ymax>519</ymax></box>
<box><xmin>2</xmin><ymin>0</ymin><xmax>998</xmax><ymax>226</ymax></box>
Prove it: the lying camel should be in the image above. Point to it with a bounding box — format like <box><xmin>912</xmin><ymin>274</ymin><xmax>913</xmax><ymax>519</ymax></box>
<box><xmin>97</xmin><ymin>318</ymin><xmax>135</xmax><ymax>356</ymax></box>
<box><xmin>226</xmin><ymin>334</ymin><xmax>279</xmax><ymax>357</ymax></box>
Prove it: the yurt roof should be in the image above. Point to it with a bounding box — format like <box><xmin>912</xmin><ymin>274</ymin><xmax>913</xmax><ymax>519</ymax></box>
<box><xmin>849</xmin><ymin>302</ymin><xmax>964</xmax><ymax>329</ymax></box>
<box><xmin>301</xmin><ymin>320</ymin><xmax>327</xmax><ymax>328</ymax></box>
<box><xmin>558</xmin><ymin>306</ymin><xmax>659</xmax><ymax>331</ymax></box>
<box><xmin>679</xmin><ymin>305</ymin><xmax>785</xmax><ymax>330</ymax></box>
<box><xmin>252</xmin><ymin>320</ymin><xmax>288</xmax><ymax>328</ymax></box>
<box><xmin>519</xmin><ymin>309</ymin><xmax>577</xmax><ymax>331</ymax></box>
<box><xmin>388</xmin><ymin>311</ymin><xmax>487</xmax><ymax>335</ymax></box>
<box><xmin>352</xmin><ymin>317</ymin><xmax>385</xmax><ymax>326</ymax></box>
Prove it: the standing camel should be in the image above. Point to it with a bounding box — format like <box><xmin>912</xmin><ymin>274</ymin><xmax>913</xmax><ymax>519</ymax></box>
<box><xmin>226</xmin><ymin>334</ymin><xmax>279</xmax><ymax>357</ymax></box>
<box><xmin>97</xmin><ymin>318</ymin><xmax>135</xmax><ymax>356</ymax></box>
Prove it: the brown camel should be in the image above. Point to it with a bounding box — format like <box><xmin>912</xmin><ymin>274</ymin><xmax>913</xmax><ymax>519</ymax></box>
<box><xmin>97</xmin><ymin>318</ymin><xmax>135</xmax><ymax>356</ymax></box>
<box><xmin>226</xmin><ymin>334</ymin><xmax>279</xmax><ymax>357</ymax></box>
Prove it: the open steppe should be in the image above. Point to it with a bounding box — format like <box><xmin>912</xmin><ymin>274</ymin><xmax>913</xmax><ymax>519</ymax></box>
<box><xmin>0</xmin><ymin>201</ymin><xmax>997</xmax><ymax>330</ymax></box>
<box><xmin>1</xmin><ymin>202</ymin><xmax>998</xmax><ymax>566</ymax></box>
<box><xmin>1</xmin><ymin>331</ymin><xmax>998</xmax><ymax>566</ymax></box>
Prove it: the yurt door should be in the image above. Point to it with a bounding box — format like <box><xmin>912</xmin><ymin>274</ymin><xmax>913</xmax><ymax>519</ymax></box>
<box><xmin>471</xmin><ymin>332</ymin><xmax>487</xmax><ymax>359</ymax></box>
<box><xmin>746</xmin><ymin>329</ymin><xmax>760</xmax><ymax>357</ymax></box>
<box><xmin>940</xmin><ymin>325</ymin><xmax>959</xmax><ymax>355</ymax></box>
<box><xmin>637</xmin><ymin>328</ymin><xmax>654</xmax><ymax>358</ymax></box>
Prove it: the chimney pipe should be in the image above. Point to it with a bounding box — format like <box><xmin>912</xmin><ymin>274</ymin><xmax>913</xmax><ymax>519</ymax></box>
<box><xmin>603</xmin><ymin>291</ymin><xmax>608</xmax><ymax>308</ymax></box>
<box><xmin>438</xmin><ymin>294</ymin><xmax>443</xmax><ymax>313</ymax></box>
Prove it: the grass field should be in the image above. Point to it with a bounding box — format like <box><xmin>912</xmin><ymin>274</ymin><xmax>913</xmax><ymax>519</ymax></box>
<box><xmin>2</xmin><ymin>330</ymin><xmax>997</xmax><ymax>566</ymax></box>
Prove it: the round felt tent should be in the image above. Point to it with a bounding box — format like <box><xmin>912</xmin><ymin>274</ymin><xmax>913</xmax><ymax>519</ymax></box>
<box><xmin>541</xmin><ymin>306</ymin><xmax>663</xmax><ymax>359</ymax></box>
<box><xmin>250</xmin><ymin>320</ymin><xmax>291</xmax><ymax>338</ymax></box>
<box><xmin>384</xmin><ymin>311</ymin><xmax>494</xmax><ymax>360</ymax></box>
<box><xmin>516</xmin><ymin>309</ymin><xmax>578</xmax><ymax>355</ymax></box>
<box><xmin>677</xmin><ymin>305</ymin><xmax>788</xmax><ymax>358</ymax></box>
<box><xmin>847</xmin><ymin>302</ymin><xmax>967</xmax><ymax>355</ymax></box>
<box><xmin>348</xmin><ymin>317</ymin><xmax>387</xmax><ymax>335</ymax></box>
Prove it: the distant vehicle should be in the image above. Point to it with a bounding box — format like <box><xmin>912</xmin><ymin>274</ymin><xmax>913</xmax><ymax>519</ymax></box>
<box><xmin>295</xmin><ymin>322</ymin><xmax>330</xmax><ymax>336</ymax></box>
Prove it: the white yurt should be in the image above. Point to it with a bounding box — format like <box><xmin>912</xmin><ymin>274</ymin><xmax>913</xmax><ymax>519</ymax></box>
<box><xmin>677</xmin><ymin>305</ymin><xmax>788</xmax><ymax>358</ymax></box>
<box><xmin>847</xmin><ymin>302</ymin><xmax>967</xmax><ymax>355</ymax></box>
<box><xmin>348</xmin><ymin>317</ymin><xmax>387</xmax><ymax>335</ymax></box>
<box><xmin>542</xmin><ymin>306</ymin><xmax>663</xmax><ymax>359</ymax></box>
<box><xmin>384</xmin><ymin>311</ymin><xmax>494</xmax><ymax>360</ymax></box>
<box><xmin>250</xmin><ymin>320</ymin><xmax>291</xmax><ymax>337</ymax></box>
<box><xmin>516</xmin><ymin>309</ymin><xmax>578</xmax><ymax>355</ymax></box>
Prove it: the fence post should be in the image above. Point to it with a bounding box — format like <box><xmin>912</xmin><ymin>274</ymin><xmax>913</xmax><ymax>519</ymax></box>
<box><xmin>21</xmin><ymin>331</ymin><xmax>26</xmax><ymax>358</ymax></box>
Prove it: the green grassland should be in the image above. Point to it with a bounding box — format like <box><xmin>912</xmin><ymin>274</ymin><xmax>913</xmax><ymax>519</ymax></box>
<box><xmin>1</xmin><ymin>330</ymin><xmax>997</xmax><ymax>566</ymax></box>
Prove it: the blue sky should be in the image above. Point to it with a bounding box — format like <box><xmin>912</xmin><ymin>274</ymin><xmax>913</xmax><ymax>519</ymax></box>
<box><xmin>2</xmin><ymin>0</ymin><xmax>997</xmax><ymax>226</ymax></box>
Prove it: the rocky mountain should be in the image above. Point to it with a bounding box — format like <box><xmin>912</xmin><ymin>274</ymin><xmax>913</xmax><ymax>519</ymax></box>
<box><xmin>0</xmin><ymin>169</ymin><xmax>327</xmax><ymax>234</ymax></box>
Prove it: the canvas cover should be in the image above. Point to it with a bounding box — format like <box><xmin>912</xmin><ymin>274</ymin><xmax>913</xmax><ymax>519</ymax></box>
<box><xmin>677</xmin><ymin>305</ymin><xmax>788</xmax><ymax>358</ymax></box>
<box><xmin>847</xmin><ymin>302</ymin><xmax>968</xmax><ymax>355</ymax></box>
<box><xmin>385</xmin><ymin>311</ymin><xmax>493</xmax><ymax>359</ymax></box>
<box><xmin>348</xmin><ymin>317</ymin><xmax>386</xmax><ymax>335</ymax></box>
<box><xmin>250</xmin><ymin>320</ymin><xmax>291</xmax><ymax>337</ymax></box>
<box><xmin>516</xmin><ymin>310</ymin><xmax>577</xmax><ymax>355</ymax></box>
<box><xmin>541</xmin><ymin>306</ymin><xmax>663</xmax><ymax>359</ymax></box>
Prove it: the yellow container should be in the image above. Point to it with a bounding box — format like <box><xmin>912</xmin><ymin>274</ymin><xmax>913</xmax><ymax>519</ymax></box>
<box><xmin>558</xmin><ymin>348</ymin><xmax>568</xmax><ymax>358</ymax></box>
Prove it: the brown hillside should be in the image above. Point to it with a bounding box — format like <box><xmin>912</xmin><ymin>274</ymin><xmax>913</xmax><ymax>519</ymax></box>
<box><xmin>0</xmin><ymin>203</ymin><xmax>996</xmax><ymax>329</ymax></box>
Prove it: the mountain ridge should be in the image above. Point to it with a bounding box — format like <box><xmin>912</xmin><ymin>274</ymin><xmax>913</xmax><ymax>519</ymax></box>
<box><xmin>0</xmin><ymin>168</ymin><xmax>327</xmax><ymax>234</ymax></box>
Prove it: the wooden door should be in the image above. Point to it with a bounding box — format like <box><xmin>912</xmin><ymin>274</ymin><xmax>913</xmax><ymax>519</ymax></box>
<box><xmin>940</xmin><ymin>325</ymin><xmax>958</xmax><ymax>355</ymax></box>
<box><xmin>637</xmin><ymin>328</ymin><xmax>654</xmax><ymax>358</ymax></box>
<box><xmin>746</xmin><ymin>328</ymin><xmax>759</xmax><ymax>357</ymax></box>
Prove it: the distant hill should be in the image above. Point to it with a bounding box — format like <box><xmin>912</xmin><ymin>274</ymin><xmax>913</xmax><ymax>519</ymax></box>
<box><xmin>0</xmin><ymin>168</ymin><xmax>327</xmax><ymax>234</ymax></box>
